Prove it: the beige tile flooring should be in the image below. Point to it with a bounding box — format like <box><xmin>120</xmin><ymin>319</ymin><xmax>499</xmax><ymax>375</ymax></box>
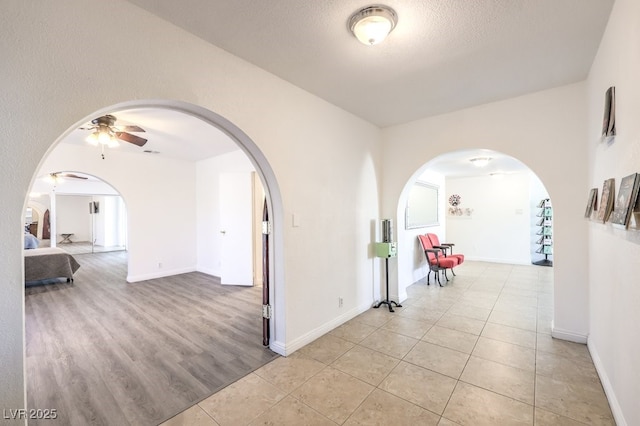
<box><xmin>161</xmin><ymin>262</ymin><xmax>615</xmax><ymax>426</ymax></box>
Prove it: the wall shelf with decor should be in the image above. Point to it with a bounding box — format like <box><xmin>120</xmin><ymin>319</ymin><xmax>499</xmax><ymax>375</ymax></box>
<box><xmin>533</xmin><ymin>198</ymin><xmax>553</xmax><ymax>267</ymax></box>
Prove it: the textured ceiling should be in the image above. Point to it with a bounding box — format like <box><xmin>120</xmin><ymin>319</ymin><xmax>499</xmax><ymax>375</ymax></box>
<box><xmin>424</xmin><ymin>149</ymin><xmax>529</xmax><ymax>179</ymax></box>
<box><xmin>55</xmin><ymin>1</ymin><xmax>614</xmax><ymax>178</ymax></box>
<box><xmin>127</xmin><ymin>0</ymin><xmax>614</xmax><ymax>127</ymax></box>
<box><xmin>63</xmin><ymin>108</ymin><xmax>238</xmax><ymax>162</ymax></box>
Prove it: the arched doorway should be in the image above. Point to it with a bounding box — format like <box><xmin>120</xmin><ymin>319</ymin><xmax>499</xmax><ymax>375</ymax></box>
<box><xmin>394</xmin><ymin>149</ymin><xmax>552</xmax><ymax>304</ymax></box>
<box><xmin>29</xmin><ymin>171</ymin><xmax>128</xmax><ymax>254</ymax></box>
<box><xmin>26</xmin><ymin>99</ymin><xmax>285</xmax><ymax>348</ymax></box>
<box><xmin>23</xmin><ymin>100</ymin><xmax>285</xmax><ymax>425</ymax></box>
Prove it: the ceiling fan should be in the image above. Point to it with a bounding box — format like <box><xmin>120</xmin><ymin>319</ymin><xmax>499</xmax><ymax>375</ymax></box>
<box><xmin>80</xmin><ymin>114</ymin><xmax>147</xmax><ymax>158</ymax></box>
<box><xmin>44</xmin><ymin>172</ymin><xmax>88</xmax><ymax>186</ymax></box>
<box><xmin>51</xmin><ymin>172</ymin><xmax>88</xmax><ymax>180</ymax></box>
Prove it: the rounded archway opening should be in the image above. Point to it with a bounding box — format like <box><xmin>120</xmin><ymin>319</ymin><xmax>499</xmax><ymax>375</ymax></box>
<box><xmin>27</xmin><ymin>171</ymin><xmax>128</xmax><ymax>255</ymax></box>
<box><xmin>22</xmin><ymin>99</ymin><xmax>286</xmax><ymax>424</ymax></box>
<box><xmin>24</xmin><ymin>99</ymin><xmax>285</xmax><ymax>351</ymax></box>
<box><xmin>394</xmin><ymin>148</ymin><xmax>553</xmax><ymax>302</ymax></box>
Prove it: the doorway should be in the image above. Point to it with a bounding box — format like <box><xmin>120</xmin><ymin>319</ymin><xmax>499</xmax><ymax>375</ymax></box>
<box><xmin>396</xmin><ymin>149</ymin><xmax>552</xmax><ymax>298</ymax></box>
<box><xmin>23</xmin><ymin>100</ymin><xmax>285</xmax><ymax>425</ymax></box>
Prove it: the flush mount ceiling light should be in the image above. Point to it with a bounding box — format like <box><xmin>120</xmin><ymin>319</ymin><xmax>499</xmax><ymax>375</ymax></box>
<box><xmin>349</xmin><ymin>5</ymin><xmax>398</xmax><ymax>45</ymax></box>
<box><xmin>470</xmin><ymin>157</ymin><xmax>492</xmax><ymax>167</ymax></box>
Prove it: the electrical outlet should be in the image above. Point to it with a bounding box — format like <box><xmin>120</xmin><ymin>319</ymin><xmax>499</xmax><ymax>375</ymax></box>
<box><xmin>158</xmin><ymin>262</ymin><xmax>163</xmax><ymax>268</ymax></box>
<box><xmin>338</xmin><ymin>297</ymin><xmax>343</xmax><ymax>308</ymax></box>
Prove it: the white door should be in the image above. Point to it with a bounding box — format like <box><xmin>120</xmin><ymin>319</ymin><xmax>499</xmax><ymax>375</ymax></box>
<box><xmin>220</xmin><ymin>172</ymin><xmax>254</xmax><ymax>286</ymax></box>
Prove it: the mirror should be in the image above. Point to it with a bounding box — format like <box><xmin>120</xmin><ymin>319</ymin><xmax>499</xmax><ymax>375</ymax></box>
<box><xmin>405</xmin><ymin>181</ymin><xmax>439</xmax><ymax>229</ymax></box>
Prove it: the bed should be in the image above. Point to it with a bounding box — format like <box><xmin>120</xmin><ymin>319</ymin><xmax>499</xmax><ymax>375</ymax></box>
<box><xmin>24</xmin><ymin>247</ymin><xmax>81</xmax><ymax>283</ymax></box>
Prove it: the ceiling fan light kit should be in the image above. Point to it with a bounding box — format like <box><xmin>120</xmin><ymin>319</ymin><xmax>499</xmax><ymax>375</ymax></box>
<box><xmin>44</xmin><ymin>172</ymin><xmax>88</xmax><ymax>186</ymax></box>
<box><xmin>81</xmin><ymin>114</ymin><xmax>147</xmax><ymax>159</ymax></box>
<box><xmin>86</xmin><ymin>128</ymin><xmax>119</xmax><ymax>148</ymax></box>
<box><xmin>45</xmin><ymin>173</ymin><xmax>64</xmax><ymax>185</ymax></box>
<box><xmin>349</xmin><ymin>5</ymin><xmax>397</xmax><ymax>45</ymax></box>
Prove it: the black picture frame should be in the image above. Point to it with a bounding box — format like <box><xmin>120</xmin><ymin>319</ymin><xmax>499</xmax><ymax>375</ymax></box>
<box><xmin>602</xmin><ymin>86</ymin><xmax>616</xmax><ymax>138</ymax></box>
<box><xmin>610</xmin><ymin>173</ymin><xmax>640</xmax><ymax>227</ymax></box>
<box><xmin>584</xmin><ymin>188</ymin><xmax>598</xmax><ymax>219</ymax></box>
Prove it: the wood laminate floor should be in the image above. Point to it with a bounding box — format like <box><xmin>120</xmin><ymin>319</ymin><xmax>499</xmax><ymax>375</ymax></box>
<box><xmin>25</xmin><ymin>251</ymin><xmax>278</xmax><ymax>426</ymax></box>
<box><xmin>38</xmin><ymin>239</ymin><xmax>126</xmax><ymax>255</ymax></box>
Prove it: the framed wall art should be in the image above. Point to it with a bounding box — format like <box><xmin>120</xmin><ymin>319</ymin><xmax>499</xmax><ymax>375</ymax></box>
<box><xmin>602</xmin><ymin>86</ymin><xmax>616</xmax><ymax>139</ymax></box>
<box><xmin>584</xmin><ymin>188</ymin><xmax>598</xmax><ymax>219</ymax></box>
<box><xmin>610</xmin><ymin>173</ymin><xmax>640</xmax><ymax>228</ymax></box>
<box><xmin>596</xmin><ymin>178</ymin><xmax>615</xmax><ymax>223</ymax></box>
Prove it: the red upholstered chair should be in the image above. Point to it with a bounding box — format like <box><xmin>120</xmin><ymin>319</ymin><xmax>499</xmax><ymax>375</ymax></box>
<box><xmin>426</xmin><ymin>233</ymin><xmax>464</xmax><ymax>276</ymax></box>
<box><xmin>418</xmin><ymin>235</ymin><xmax>458</xmax><ymax>286</ymax></box>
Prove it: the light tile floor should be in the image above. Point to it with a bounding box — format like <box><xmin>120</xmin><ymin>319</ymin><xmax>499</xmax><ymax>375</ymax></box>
<box><xmin>161</xmin><ymin>262</ymin><xmax>615</xmax><ymax>426</ymax></box>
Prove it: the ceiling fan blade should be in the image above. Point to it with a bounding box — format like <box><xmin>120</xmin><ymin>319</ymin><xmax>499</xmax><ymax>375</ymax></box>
<box><xmin>117</xmin><ymin>125</ymin><xmax>145</xmax><ymax>133</ymax></box>
<box><xmin>116</xmin><ymin>132</ymin><xmax>148</xmax><ymax>147</ymax></box>
<box><xmin>62</xmin><ymin>173</ymin><xmax>88</xmax><ymax>180</ymax></box>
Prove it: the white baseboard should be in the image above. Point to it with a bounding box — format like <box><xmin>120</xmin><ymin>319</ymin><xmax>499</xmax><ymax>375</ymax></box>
<box><xmin>588</xmin><ymin>339</ymin><xmax>628</xmax><ymax>426</ymax></box>
<box><xmin>196</xmin><ymin>266</ymin><xmax>220</xmax><ymax>277</ymax></box>
<box><xmin>550</xmin><ymin>322</ymin><xmax>588</xmax><ymax>343</ymax></box>
<box><xmin>126</xmin><ymin>266</ymin><xmax>196</xmax><ymax>283</ymax></box>
<box><xmin>280</xmin><ymin>300</ymin><xmax>373</xmax><ymax>356</ymax></box>
<box><xmin>464</xmin><ymin>256</ymin><xmax>531</xmax><ymax>265</ymax></box>
<box><xmin>269</xmin><ymin>340</ymin><xmax>286</xmax><ymax>356</ymax></box>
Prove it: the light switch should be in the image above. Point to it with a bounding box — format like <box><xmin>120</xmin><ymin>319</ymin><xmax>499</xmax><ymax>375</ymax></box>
<box><xmin>292</xmin><ymin>213</ymin><xmax>300</xmax><ymax>227</ymax></box>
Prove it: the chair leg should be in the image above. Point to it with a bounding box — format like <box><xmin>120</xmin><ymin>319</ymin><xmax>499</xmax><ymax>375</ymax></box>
<box><xmin>444</xmin><ymin>269</ymin><xmax>449</xmax><ymax>281</ymax></box>
<box><xmin>451</xmin><ymin>268</ymin><xmax>456</xmax><ymax>276</ymax></box>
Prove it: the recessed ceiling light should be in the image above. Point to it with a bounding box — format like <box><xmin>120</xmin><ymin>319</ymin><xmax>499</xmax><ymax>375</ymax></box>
<box><xmin>348</xmin><ymin>5</ymin><xmax>398</xmax><ymax>46</ymax></box>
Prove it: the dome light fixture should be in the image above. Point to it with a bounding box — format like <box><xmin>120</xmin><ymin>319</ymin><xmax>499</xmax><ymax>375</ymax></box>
<box><xmin>349</xmin><ymin>5</ymin><xmax>398</xmax><ymax>46</ymax></box>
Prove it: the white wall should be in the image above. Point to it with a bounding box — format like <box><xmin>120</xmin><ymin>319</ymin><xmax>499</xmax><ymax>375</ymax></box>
<box><xmin>35</xmin><ymin>143</ymin><xmax>198</xmax><ymax>282</ymax></box>
<box><xmin>1</xmin><ymin>0</ymin><xmax>381</xmax><ymax>414</ymax></box>
<box><xmin>445</xmin><ymin>172</ymin><xmax>533</xmax><ymax>265</ymax></box>
<box><xmin>397</xmin><ymin>169</ymin><xmax>445</xmax><ymax>297</ymax></box>
<box><xmin>586</xmin><ymin>0</ymin><xmax>640</xmax><ymax>424</ymax></box>
<box><xmin>382</xmin><ymin>83</ymin><xmax>589</xmax><ymax>344</ymax></box>
<box><xmin>196</xmin><ymin>150</ymin><xmax>255</xmax><ymax>277</ymax></box>
<box><xmin>55</xmin><ymin>195</ymin><xmax>92</xmax><ymax>243</ymax></box>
